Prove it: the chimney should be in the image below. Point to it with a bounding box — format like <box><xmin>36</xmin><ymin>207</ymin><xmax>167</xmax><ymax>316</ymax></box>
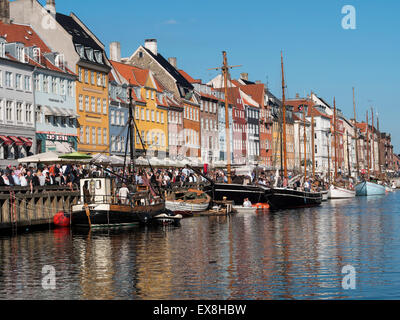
<box><xmin>255</xmin><ymin>80</ymin><xmax>261</xmax><ymax>84</ymax></box>
<box><xmin>296</xmin><ymin>93</ymin><xmax>300</xmax><ymax>98</ymax></box>
<box><xmin>110</xmin><ymin>41</ymin><xmax>121</xmax><ymax>62</ymax></box>
<box><xmin>45</xmin><ymin>0</ymin><xmax>56</xmax><ymax>18</ymax></box>
<box><xmin>144</xmin><ymin>39</ymin><xmax>157</xmax><ymax>56</ymax></box>
<box><xmin>0</xmin><ymin>0</ymin><xmax>10</xmax><ymax>24</ymax></box>
<box><xmin>168</xmin><ymin>57</ymin><xmax>177</xmax><ymax>69</ymax></box>
<box><xmin>240</xmin><ymin>73</ymin><xmax>248</xmax><ymax>81</ymax></box>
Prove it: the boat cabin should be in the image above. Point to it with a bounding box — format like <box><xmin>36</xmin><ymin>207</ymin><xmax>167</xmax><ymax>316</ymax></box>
<box><xmin>80</xmin><ymin>178</ymin><xmax>112</xmax><ymax>204</ymax></box>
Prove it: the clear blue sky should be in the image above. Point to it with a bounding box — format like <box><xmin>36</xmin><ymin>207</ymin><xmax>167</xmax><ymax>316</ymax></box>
<box><xmin>39</xmin><ymin>0</ymin><xmax>400</xmax><ymax>152</ymax></box>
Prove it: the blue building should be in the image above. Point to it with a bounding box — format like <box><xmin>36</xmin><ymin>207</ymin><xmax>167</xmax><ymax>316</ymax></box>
<box><xmin>218</xmin><ymin>99</ymin><xmax>233</xmax><ymax>162</ymax></box>
<box><xmin>108</xmin><ymin>67</ymin><xmax>129</xmax><ymax>156</ymax></box>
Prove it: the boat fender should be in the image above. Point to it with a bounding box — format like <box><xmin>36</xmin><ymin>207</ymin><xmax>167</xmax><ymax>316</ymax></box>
<box><xmin>53</xmin><ymin>211</ymin><xmax>70</xmax><ymax>228</ymax></box>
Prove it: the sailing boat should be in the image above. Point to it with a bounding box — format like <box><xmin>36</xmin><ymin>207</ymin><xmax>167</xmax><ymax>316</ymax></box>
<box><xmin>267</xmin><ymin>53</ymin><xmax>322</xmax><ymax>210</ymax></box>
<box><xmin>204</xmin><ymin>51</ymin><xmax>271</xmax><ymax>205</ymax></box>
<box><xmin>71</xmin><ymin>87</ymin><xmax>182</xmax><ymax>228</ymax></box>
<box><xmin>355</xmin><ymin>109</ymin><xmax>386</xmax><ymax>196</ymax></box>
<box><xmin>328</xmin><ymin>96</ymin><xmax>356</xmax><ymax>199</ymax></box>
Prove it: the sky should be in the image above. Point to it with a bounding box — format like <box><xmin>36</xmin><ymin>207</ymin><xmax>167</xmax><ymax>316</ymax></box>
<box><xmin>36</xmin><ymin>0</ymin><xmax>400</xmax><ymax>152</ymax></box>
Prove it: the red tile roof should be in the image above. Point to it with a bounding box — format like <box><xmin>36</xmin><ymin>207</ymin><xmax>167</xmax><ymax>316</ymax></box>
<box><xmin>178</xmin><ymin>69</ymin><xmax>201</xmax><ymax>84</ymax></box>
<box><xmin>237</xmin><ymin>83</ymin><xmax>265</xmax><ymax>106</ymax></box>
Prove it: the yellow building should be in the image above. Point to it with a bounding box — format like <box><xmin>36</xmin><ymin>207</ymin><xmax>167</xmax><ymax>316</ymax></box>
<box><xmin>111</xmin><ymin>61</ymin><xmax>168</xmax><ymax>157</ymax></box>
<box><xmin>76</xmin><ymin>65</ymin><xmax>110</xmax><ymax>154</ymax></box>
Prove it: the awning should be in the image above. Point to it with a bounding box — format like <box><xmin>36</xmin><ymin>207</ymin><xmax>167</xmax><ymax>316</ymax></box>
<box><xmin>43</xmin><ymin>106</ymin><xmax>55</xmax><ymax>116</ymax></box>
<box><xmin>52</xmin><ymin>107</ymin><xmax>65</xmax><ymax>116</ymax></box>
<box><xmin>18</xmin><ymin>137</ymin><xmax>33</xmax><ymax>147</ymax></box>
<box><xmin>0</xmin><ymin>135</ymin><xmax>12</xmax><ymax>145</ymax></box>
<box><xmin>65</xmin><ymin>109</ymin><xmax>80</xmax><ymax>118</ymax></box>
<box><xmin>8</xmin><ymin>136</ymin><xmax>24</xmax><ymax>146</ymax></box>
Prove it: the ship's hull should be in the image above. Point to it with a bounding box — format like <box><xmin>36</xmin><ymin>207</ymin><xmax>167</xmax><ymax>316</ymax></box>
<box><xmin>165</xmin><ymin>200</ymin><xmax>210</xmax><ymax>214</ymax></box>
<box><xmin>205</xmin><ymin>183</ymin><xmax>271</xmax><ymax>205</ymax></box>
<box><xmin>71</xmin><ymin>202</ymin><xmax>166</xmax><ymax>228</ymax></box>
<box><xmin>267</xmin><ymin>188</ymin><xmax>322</xmax><ymax>210</ymax></box>
<box><xmin>328</xmin><ymin>185</ymin><xmax>356</xmax><ymax>199</ymax></box>
<box><xmin>355</xmin><ymin>181</ymin><xmax>386</xmax><ymax>196</ymax></box>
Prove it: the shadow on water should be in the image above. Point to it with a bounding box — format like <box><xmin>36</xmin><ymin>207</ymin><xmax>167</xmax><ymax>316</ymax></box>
<box><xmin>1</xmin><ymin>192</ymin><xmax>400</xmax><ymax>299</ymax></box>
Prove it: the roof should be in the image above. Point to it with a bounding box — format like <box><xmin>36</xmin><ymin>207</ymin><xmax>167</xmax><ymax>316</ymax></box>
<box><xmin>237</xmin><ymin>83</ymin><xmax>265</xmax><ymax>106</ymax></box>
<box><xmin>178</xmin><ymin>69</ymin><xmax>201</xmax><ymax>84</ymax></box>
<box><xmin>110</xmin><ymin>60</ymin><xmax>141</xmax><ymax>86</ymax></box>
<box><xmin>56</xmin><ymin>13</ymin><xmax>103</xmax><ymax>52</ymax></box>
<box><xmin>0</xmin><ymin>22</ymin><xmax>75</xmax><ymax>76</ymax></box>
<box><xmin>142</xmin><ymin>46</ymin><xmax>193</xmax><ymax>90</ymax></box>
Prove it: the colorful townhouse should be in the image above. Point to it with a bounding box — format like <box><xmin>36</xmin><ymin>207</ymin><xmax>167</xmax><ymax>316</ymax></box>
<box><xmin>0</xmin><ymin>20</ymin><xmax>35</xmax><ymax>166</ymax></box>
<box><xmin>11</xmin><ymin>0</ymin><xmax>111</xmax><ymax>155</ymax></box>
<box><xmin>110</xmin><ymin>58</ymin><xmax>169</xmax><ymax>158</ymax></box>
<box><xmin>121</xmin><ymin>39</ymin><xmax>200</xmax><ymax>159</ymax></box>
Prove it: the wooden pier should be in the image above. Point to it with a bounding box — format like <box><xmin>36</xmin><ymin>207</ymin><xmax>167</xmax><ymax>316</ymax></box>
<box><xmin>0</xmin><ymin>186</ymin><xmax>79</xmax><ymax>232</ymax></box>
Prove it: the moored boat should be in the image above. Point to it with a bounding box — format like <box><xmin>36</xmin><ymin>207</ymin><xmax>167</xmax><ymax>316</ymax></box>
<box><xmin>233</xmin><ymin>206</ymin><xmax>257</xmax><ymax>214</ymax></box>
<box><xmin>328</xmin><ymin>185</ymin><xmax>356</xmax><ymax>199</ymax></box>
<box><xmin>355</xmin><ymin>181</ymin><xmax>386</xmax><ymax>196</ymax></box>
<box><xmin>321</xmin><ymin>190</ymin><xmax>329</xmax><ymax>201</ymax></box>
<box><xmin>267</xmin><ymin>188</ymin><xmax>322</xmax><ymax>210</ymax></box>
<box><xmin>165</xmin><ymin>189</ymin><xmax>211</xmax><ymax>216</ymax></box>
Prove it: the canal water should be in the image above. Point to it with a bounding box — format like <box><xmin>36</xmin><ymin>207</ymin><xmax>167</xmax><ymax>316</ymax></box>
<box><xmin>1</xmin><ymin>191</ymin><xmax>400</xmax><ymax>300</ymax></box>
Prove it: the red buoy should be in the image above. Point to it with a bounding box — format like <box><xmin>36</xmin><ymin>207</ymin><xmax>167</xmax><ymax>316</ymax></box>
<box><xmin>253</xmin><ymin>203</ymin><xmax>270</xmax><ymax>209</ymax></box>
<box><xmin>53</xmin><ymin>211</ymin><xmax>71</xmax><ymax>228</ymax></box>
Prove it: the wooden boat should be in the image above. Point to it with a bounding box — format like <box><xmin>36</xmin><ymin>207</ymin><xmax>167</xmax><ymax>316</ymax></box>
<box><xmin>71</xmin><ymin>177</ymin><xmax>181</xmax><ymax>228</ymax></box>
<box><xmin>355</xmin><ymin>181</ymin><xmax>386</xmax><ymax>196</ymax></box>
<box><xmin>267</xmin><ymin>188</ymin><xmax>322</xmax><ymax>210</ymax></box>
<box><xmin>233</xmin><ymin>206</ymin><xmax>257</xmax><ymax>214</ymax></box>
<box><xmin>165</xmin><ymin>189</ymin><xmax>211</xmax><ymax>216</ymax></box>
<box><xmin>328</xmin><ymin>185</ymin><xmax>356</xmax><ymax>199</ymax></box>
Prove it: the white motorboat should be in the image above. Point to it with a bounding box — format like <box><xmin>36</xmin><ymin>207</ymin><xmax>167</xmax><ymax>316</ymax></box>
<box><xmin>328</xmin><ymin>185</ymin><xmax>356</xmax><ymax>199</ymax></box>
<box><xmin>233</xmin><ymin>206</ymin><xmax>257</xmax><ymax>214</ymax></box>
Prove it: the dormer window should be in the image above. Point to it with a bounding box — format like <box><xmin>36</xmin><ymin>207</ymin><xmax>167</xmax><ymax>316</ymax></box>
<box><xmin>55</xmin><ymin>54</ymin><xmax>64</xmax><ymax>69</ymax></box>
<box><xmin>85</xmin><ymin>48</ymin><xmax>94</xmax><ymax>61</ymax></box>
<box><xmin>75</xmin><ymin>44</ymin><xmax>85</xmax><ymax>59</ymax></box>
<box><xmin>0</xmin><ymin>42</ymin><xmax>5</xmax><ymax>58</ymax></box>
<box><xmin>33</xmin><ymin>47</ymin><xmax>41</xmax><ymax>63</ymax></box>
<box><xmin>17</xmin><ymin>46</ymin><xmax>25</xmax><ymax>63</ymax></box>
<box><xmin>94</xmin><ymin>50</ymin><xmax>103</xmax><ymax>64</ymax></box>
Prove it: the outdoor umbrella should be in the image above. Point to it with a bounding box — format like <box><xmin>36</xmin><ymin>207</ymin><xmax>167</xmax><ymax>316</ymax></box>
<box><xmin>59</xmin><ymin>152</ymin><xmax>93</xmax><ymax>160</ymax></box>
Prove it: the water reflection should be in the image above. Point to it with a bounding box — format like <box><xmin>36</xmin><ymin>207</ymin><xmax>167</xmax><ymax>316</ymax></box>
<box><xmin>1</xmin><ymin>192</ymin><xmax>400</xmax><ymax>299</ymax></box>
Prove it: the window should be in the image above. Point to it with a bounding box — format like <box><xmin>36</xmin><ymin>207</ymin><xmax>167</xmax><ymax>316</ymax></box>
<box><xmin>97</xmin><ymin>98</ymin><xmax>101</xmax><ymax>113</ymax></box>
<box><xmin>6</xmin><ymin>101</ymin><xmax>12</xmax><ymax>121</ymax></box>
<box><xmin>51</xmin><ymin>77</ymin><xmax>57</xmax><ymax>94</ymax></box>
<box><xmin>68</xmin><ymin>81</ymin><xmax>73</xmax><ymax>96</ymax></box>
<box><xmin>151</xmin><ymin>91</ymin><xmax>154</xmax><ymax>100</ymax></box>
<box><xmin>5</xmin><ymin>72</ymin><xmax>12</xmax><ymax>88</ymax></box>
<box><xmin>78</xmin><ymin>67</ymin><xmax>82</xmax><ymax>82</ymax></box>
<box><xmin>146</xmin><ymin>90</ymin><xmax>150</xmax><ymax>99</ymax></box>
<box><xmin>141</xmin><ymin>108</ymin><xmax>145</xmax><ymax>120</ymax></box>
<box><xmin>26</xmin><ymin>104</ymin><xmax>32</xmax><ymax>123</ymax></box>
<box><xmin>79</xmin><ymin>95</ymin><xmax>83</xmax><ymax>111</ymax></box>
<box><xmin>35</xmin><ymin>105</ymin><xmax>41</xmax><ymax>123</ymax></box>
<box><xmin>80</xmin><ymin>127</ymin><xmax>84</xmax><ymax>142</ymax></box>
<box><xmin>102</xmin><ymin>99</ymin><xmax>107</xmax><ymax>114</ymax></box>
<box><xmin>60</xmin><ymin>79</ymin><xmax>65</xmax><ymax>95</ymax></box>
<box><xmin>121</xmin><ymin>112</ymin><xmax>125</xmax><ymax>125</ymax></box>
<box><xmin>84</xmin><ymin>70</ymin><xmax>88</xmax><ymax>83</ymax></box>
<box><xmin>103</xmin><ymin>128</ymin><xmax>107</xmax><ymax>145</ymax></box>
<box><xmin>33</xmin><ymin>74</ymin><xmax>39</xmax><ymax>91</ymax></box>
<box><xmin>111</xmin><ymin>110</ymin><xmax>115</xmax><ymax>124</ymax></box>
<box><xmin>16</xmin><ymin>74</ymin><xmax>22</xmax><ymax>90</ymax></box>
<box><xmin>102</xmin><ymin>74</ymin><xmax>106</xmax><ymax>87</ymax></box>
<box><xmin>43</xmin><ymin>76</ymin><xmax>49</xmax><ymax>93</ymax></box>
<box><xmin>24</xmin><ymin>76</ymin><xmax>31</xmax><ymax>91</ymax></box>
<box><xmin>92</xmin><ymin>127</ymin><xmax>96</xmax><ymax>144</ymax></box>
<box><xmin>161</xmin><ymin>112</ymin><xmax>164</xmax><ymax>124</ymax></box>
<box><xmin>16</xmin><ymin>103</ymin><xmax>23</xmax><ymax>121</ymax></box>
<box><xmin>97</xmin><ymin>128</ymin><xmax>101</xmax><ymax>145</ymax></box>
<box><xmin>116</xmin><ymin>111</ymin><xmax>120</xmax><ymax>125</ymax></box>
<box><xmin>91</xmin><ymin>71</ymin><xmax>95</xmax><ymax>85</ymax></box>
<box><xmin>85</xmin><ymin>96</ymin><xmax>89</xmax><ymax>111</ymax></box>
<box><xmin>91</xmin><ymin>97</ymin><xmax>95</xmax><ymax>112</ymax></box>
<box><xmin>97</xmin><ymin>73</ymin><xmax>102</xmax><ymax>86</ymax></box>
<box><xmin>151</xmin><ymin>110</ymin><xmax>155</xmax><ymax>122</ymax></box>
<box><xmin>146</xmin><ymin>109</ymin><xmax>150</xmax><ymax>121</ymax></box>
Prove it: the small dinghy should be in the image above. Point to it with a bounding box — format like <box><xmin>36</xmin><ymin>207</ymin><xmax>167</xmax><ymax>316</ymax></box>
<box><xmin>233</xmin><ymin>206</ymin><xmax>257</xmax><ymax>214</ymax></box>
<box><xmin>165</xmin><ymin>189</ymin><xmax>211</xmax><ymax>216</ymax></box>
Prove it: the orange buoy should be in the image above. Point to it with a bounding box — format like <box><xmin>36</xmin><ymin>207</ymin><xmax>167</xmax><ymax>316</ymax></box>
<box><xmin>53</xmin><ymin>211</ymin><xmax>70</xmax><ymax>228</ymax></box>
<box><xmin>253</xmin><ymin>203</ymin><xmax>270</xmax><ymax>209</ymax></box>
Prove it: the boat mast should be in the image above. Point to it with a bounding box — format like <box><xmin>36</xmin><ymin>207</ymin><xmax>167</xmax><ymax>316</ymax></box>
<box><xmin>128</xmin><ymin>85</ymin><xmax>136</xmax><ymax>184</ymax></box>
<box><xmin>371</xmin><ymin>107</ymin><xmax>376</xmax><ymax>175</ymax></box>
<box><xmin>353</xmin><ymin>87</ymin><xmax>360</xmax><ymax>178</ymax></box>
<box><xmin>377</xmin><ymin>114</ymin><xmax>382</xmax><ymax>176</ymax></box>
<box><xmin>298</xmin><ymin>116</ymin><xmax>301</xmax><ymax>173</ymax></box>
<box><xmin>303</xmin><ymin>106</ymin><xmax>307</xmax><ymax>178</ymax></box>
<box><xmin>311</xmin><ymin>109</ymin><xmax>315</xmax><ymax>179</ymax></box>
<box><xmin>327</xmin><ymin>136</ymin><xmax>331</xmax><ymax>185</ymax></box>
<box><xmin>280</xmin><ymin>52</ymin><xmax>288</xmax><ymax>178</ymax></box>
<box><xmin>366</xmin><ymin>111</ymin><xmax>370</xmax><ymax>179</ymax></box>
<box><xmin>346</xmin><ymin>131</ymin><xmax>351</xmax><ymax>178</ymax></box>
<box><xmin>333</xmin><ymin>97</ymin><xmax>338</xmax><ymax>184</ymax></box>
<box><xmin>222</xmin><ymin>52</ymin><xmax>232</xmax><ymax>184</ymax></box>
